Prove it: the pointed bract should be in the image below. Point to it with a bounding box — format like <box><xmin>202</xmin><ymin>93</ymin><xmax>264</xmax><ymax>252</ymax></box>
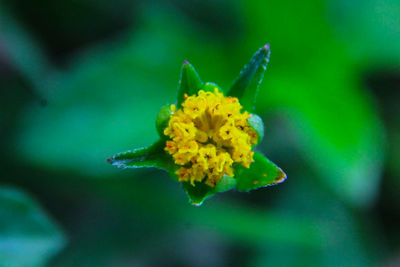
<box><xmin>177</xmin><ymin>60</ymin><xmax>203</xmax><ymax>107</ymax></box>
<box><xmin>228</xmin><ymin>44</ymin><xmax>271</xmax><ymax>112</ymax></box>
<box><xmin>156</xmin><ymin>104</ymin><xmax>173</xmax><ymax>138</ymax></box>
<box><xmin>247</xmin><ymin>114</ymin><xmax>265</xmax><ymax>144</ymax></box>
<box><xmin>235</xmin><ymin>152</ymin><xmax>286</xmax><ymax>192</ymax></box>
<box><xmin>182</xmin><ymin>175</ymin><xmax>237</xmax><ymax>205</ymax></box>
<box><xmin>107</xmin><ymin>140</ymin><xmax>179</xmax><ymax>180</ymax></box>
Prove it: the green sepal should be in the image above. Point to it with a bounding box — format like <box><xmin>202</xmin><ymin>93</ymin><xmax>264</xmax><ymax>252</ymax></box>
<box><xmin>182</xmin><ymin>175</ymin><xmax>236</xmax><ymax>206</ymax></box>
<box><xmin>155</xmin><ymin>104</ymin><xmax>173</xmax><ymax>138</ymax></box>
<box><xmin>107</xmin><ymin>139</ymin><xmax>179</xmax><ymax>180</ymax></box>
<box><xmin>201</xmin><ymin>82</ymin><xmax>222</xmax><ymax>93</ymax></box>
<box><xmin>248</xmin><ymin>114</ymin><xmax>265</xmax><ymax>144</ymax></box>
<box><xmin>177</xmin><ymin>60</ymin><xmax>203</xmax><ymax>107</ymax></box>
<box><xmin>235</xmin><ymin>152</ymin><xmax>286</xmax><ymax>192</ymax></box>
<box><xmin>227</xmin><ymin>44</ymin><xmax>271</xmax><ymax>112</ymax></box>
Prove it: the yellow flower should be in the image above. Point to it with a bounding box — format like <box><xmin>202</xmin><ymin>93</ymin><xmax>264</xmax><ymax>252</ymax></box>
<box><xmin>164</xmin><ymin>88</ymin><xmax>258</xmax><ymax>187</ymax></box>
<box><xmin>108</xmin><ymin>45</ymin><xmax>286</xmax><ymax>205</ymax></box>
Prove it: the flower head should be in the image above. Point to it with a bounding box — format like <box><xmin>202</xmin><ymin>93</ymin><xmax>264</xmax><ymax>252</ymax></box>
<box><xmin>164</xmin><ymin>88</ymin><xmax>257</xmax><ymax>186</ymax></box>
<box><xmin>108</xmin><ymin>44</ymin><xmax>286</xmax><ymax>205</ymax></box>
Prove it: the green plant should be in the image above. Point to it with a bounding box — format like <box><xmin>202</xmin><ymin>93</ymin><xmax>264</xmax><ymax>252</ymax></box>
<box><xmin>107</xmin><ymin>45</ymin><xmax>286</xmax><ymax>205</ymax></box>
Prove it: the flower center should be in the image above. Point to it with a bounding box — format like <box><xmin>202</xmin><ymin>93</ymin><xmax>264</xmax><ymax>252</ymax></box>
<box><xmin>164</xmin><ymin>88</ymin><xmax>257</xmax><ymax>187</ymax></box>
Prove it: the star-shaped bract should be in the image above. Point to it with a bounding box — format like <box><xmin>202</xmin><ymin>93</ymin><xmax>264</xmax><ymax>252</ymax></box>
<box><xmin>107</xmin><ymin>44</ymin><xmax>286</xmax><ymax>205</ymax></box>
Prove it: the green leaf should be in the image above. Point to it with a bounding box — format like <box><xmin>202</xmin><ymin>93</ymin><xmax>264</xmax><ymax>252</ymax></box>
<box><xmin>176</xmin><ymin>60</ymin><xmax>204</xmax><ymax>107</ymax></box>
<box><xmin>108</xmin><ymin>140</ymin><xmax>178</xmax><ymax>179</ymax></box>
<box><xmin>0</xmin><ymin>186</ymin><xmax>65</xmax><ymax>267</ymax></box>
<box><xmin>235</xmin><ymin>152</ymin><xmax>286</xmax><ymax>191</ymax></box>
<box><xmin>182</xmin><ymin>175</ymin><xmax>236</xmax><ymax>206</ymax></box>
<box><xmin>155</xmin><ymin>104</ymin><xmax>173</xmax><ymax>138</ymax></box>
<box><xmin>248</xmin><ymin>114</ymin><xmax>265</xmax><ymax>144</ymax></box>
<box><xmin>228</xmin><ymin>44</ymin><xmax>271</xmax><ymax>112</ymax></box>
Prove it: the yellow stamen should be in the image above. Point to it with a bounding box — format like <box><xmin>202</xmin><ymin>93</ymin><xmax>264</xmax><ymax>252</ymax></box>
<box><xmin>164</xmin><ymin>88</ymin><xmax>258</xmax><ymax>187</ymax></box>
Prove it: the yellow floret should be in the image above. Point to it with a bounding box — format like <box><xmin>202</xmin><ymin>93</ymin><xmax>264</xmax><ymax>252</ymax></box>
<box><xmin>164</xmin><ymin>88</ymin><xmax>258</xmax><ymax>187</ymax></box>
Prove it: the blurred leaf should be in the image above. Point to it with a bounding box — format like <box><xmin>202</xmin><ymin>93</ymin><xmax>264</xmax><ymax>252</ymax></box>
<box><xmin>13</xmin><ymin>20</ymin><xmax>182</xmax><ymax>176</ymax></box>
<box><xmin>252</xmin><ymin>174</ymin><xmax>376</xmax><ymax>267</ymax></box>
<box><xmin>0</xmin><ymin>5</ymin><xmax>54</xmax><ymax>95</ymax></box>
<box><xmin>241</xmin><ymin>0</ymin><xmax>385</xmax><ymax>206</ymax></box>
<box><xmin>12</xmin><ymin>9</ymin><xmax>220</xmax><ymax>177</ymax></box>
<box><xmin>50</xmin><ymin>176</ymin><xmax>324</xmax><ymax>267</ymax></box>
<box><xmin>111</xmin><ymin>176</ymin><xmax>320</xmax><ymax>247</ymax></box>
<box><xmin>259</xmin><ymin>60</ymin><xmax>385</xmax><ymax>206</ymax></box>
<box><xmin>182</xmin><ymin>175</ymin><xmax>236</xmax><ymax>205</ymax></box>
<box><xmin>235</xmin><ymin>152</ymin><xmax>286</xmax><ymax>191</ymax></box>
<box><xmin>0</xmin><ymin>186</ymin><xmax>65</xmax><ymax>267</ymax></box>
<box><xmin>176</xmin><ymin>60</ymin><xmax>203</xmax><ymax>107</ymax></box>
<box><xmin>228</xmin><ymin>44</ymin><xmax>270</xmax><ymax>112</ymax></box>
<box><xmin>330</xmin><ymin>0</ymin><xmax>400</xmax><ymax>63</ymax></box>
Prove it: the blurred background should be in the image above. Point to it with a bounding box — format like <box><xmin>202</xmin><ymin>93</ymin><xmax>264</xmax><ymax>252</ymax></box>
<box><xmin>0</xmin><ymin>0</ymin><xmax>399</xmax><ymax>266</ymax></box>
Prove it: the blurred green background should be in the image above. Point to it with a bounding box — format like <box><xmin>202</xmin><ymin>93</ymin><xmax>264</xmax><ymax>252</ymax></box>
<box><xmin>0</xmin><ymin>0</ymin><xmax>399</xmax><ymax>266</ymax></box>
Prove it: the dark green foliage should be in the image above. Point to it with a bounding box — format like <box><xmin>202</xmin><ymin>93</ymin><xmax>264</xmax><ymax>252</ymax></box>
<box><xmin>0</xmin><ymin>187</ymin><xmax>65</xmax><ymax>267</ymax></box>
